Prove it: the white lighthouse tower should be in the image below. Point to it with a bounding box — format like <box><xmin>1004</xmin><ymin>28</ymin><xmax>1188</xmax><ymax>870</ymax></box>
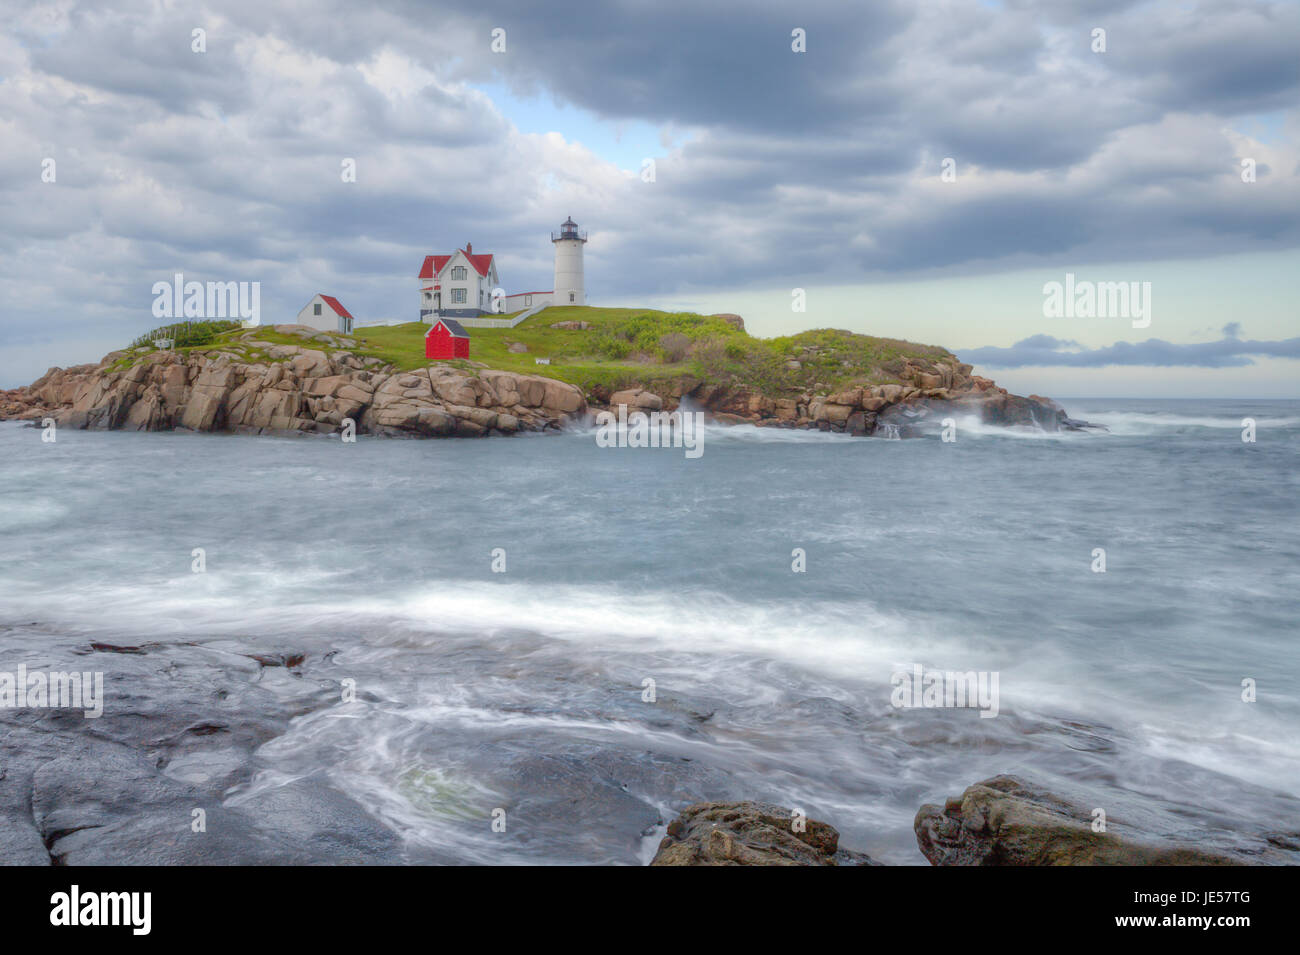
<box><xmin>551</xmin><ymin>216</ymin><xmax>587</xmax><ymax>306</ymax></box>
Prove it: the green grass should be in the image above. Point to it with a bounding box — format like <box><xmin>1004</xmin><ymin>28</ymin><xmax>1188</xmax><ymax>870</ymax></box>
<box><xmin>107</xmin><ymin>306</ymin><xmax>959</xmax><ymax>398</ymax></box>
<box><xmin>345</xmin><ymin>307</ymin><xmax>957</xmax><ymax>395</ymax></box>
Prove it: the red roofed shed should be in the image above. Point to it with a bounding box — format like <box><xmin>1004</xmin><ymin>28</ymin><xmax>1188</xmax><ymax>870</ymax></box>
<box><xmin>425</xmin><ymin>318</ymin><xmax>470</xmax><ymax>360</ymax></box>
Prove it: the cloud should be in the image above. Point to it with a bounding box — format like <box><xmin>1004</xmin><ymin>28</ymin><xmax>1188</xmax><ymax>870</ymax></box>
<box><xmin>960</xmin><ymin>331</ymin><xmax>1300</xmax><ymax>368</ymax></box>
<box><xmin>0</xmin><ymin>0</ymin><xmax>1297</xmax><ymax>387</ymax></box>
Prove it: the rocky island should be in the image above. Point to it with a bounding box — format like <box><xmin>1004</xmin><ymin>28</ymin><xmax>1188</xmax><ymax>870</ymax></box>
<box><xmin>0</xmin><ymin>307</ymin><xmax>1099</xmax><ymax>438</ymax></box>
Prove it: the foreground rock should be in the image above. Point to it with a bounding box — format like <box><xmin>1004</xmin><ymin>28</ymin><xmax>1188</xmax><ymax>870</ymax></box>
<box><xmin>915</xmin><ymin>776</ymin><xmax>1296</xmax><ymax>866</ymax></box>
<box><xmin>650</xmin><ymin>801</ymin><xmax>878</xmax><ymax>866</ymax></box>
<box><xmin>0</xmin><ymin>325</ymin><xmax>586</xmax><ymax>439</ymax></box>
<box><xmin>0</xmin><ymin>630</ymin><xmax>406</xmax><ymax>865</ymax></box>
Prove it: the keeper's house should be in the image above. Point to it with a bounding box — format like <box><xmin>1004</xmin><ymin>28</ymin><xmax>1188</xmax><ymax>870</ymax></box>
<box><xmin>425</xmin><ymin>318</ymin><xmax>470</xmax><ymax>360</ymax></box>
<box><xmin>418</xmin><ymin>244</ymin><xmax>500</xmax><ymax>319</ymax></box>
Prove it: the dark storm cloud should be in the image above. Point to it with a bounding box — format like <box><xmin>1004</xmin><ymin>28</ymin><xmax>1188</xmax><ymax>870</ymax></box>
<box><xmin>453</xmin><ymin>0</ymin><xmax>914</xmax><ymax>135</ymax></box>
<box><xmin>961</xmin><ymin>332</ymin><xmax>1300</xmax><ymax>368</ymax></box>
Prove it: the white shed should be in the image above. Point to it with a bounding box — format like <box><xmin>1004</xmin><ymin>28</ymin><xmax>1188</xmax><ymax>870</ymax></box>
<box><xmin>296</xmin><ymin>294</ymin><xmax>355</xmax><ymax>333</ymax></box>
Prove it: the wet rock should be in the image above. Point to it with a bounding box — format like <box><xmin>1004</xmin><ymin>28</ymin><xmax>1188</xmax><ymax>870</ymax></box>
<box><xmin>0</xmin><ymin>629</ymin><xmax>405</xmax><ymax>865</ymax></box>
<box><xmin>914</xmin><ymin>776</ymin><xmax>1284</xmax><ymax>865</ymax></box>
<box><xmin>608</xmin><ymin>388</ymin><xmax>662</xmax><ymax>412</ymax></box>
<box><xmin>651</xmin><ymin>801</ymin><xmax>877</xmax><ymax>866</ymax></box>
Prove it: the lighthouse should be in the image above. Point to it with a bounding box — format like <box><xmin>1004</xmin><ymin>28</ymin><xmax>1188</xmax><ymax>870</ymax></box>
<box><xmin>551</xmin><ymin>216</ymin><xmax>587</xmax><ymax>306</ymax></box>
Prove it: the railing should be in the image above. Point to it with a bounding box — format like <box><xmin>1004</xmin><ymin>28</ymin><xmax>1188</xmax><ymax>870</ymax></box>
<box><xmin>551</xmin><ymin>229</ymin><xmax>588</xmax><ymax>241</ymax></box>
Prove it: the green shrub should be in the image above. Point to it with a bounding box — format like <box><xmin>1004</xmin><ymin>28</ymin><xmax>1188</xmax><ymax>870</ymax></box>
<box><xmin>658</xmin><ymin>333</ymin><xmax>690</xmax><ymax>363</ymax></box>
<box><xmin>129</xmin><ymin>320</ymin><xmax>242</xmax><ymax>350</ymax></box>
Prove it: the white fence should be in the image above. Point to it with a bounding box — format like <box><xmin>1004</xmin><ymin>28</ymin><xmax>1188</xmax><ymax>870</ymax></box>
<box><xmin>458</xmin><ymin>303</ymin><xmax>550</xmax><ymax>328</ymax></box>
<box><xmin>353</xmin><ymin>303</ymin><xmax>551</xmax><ymax>330</ymax></box>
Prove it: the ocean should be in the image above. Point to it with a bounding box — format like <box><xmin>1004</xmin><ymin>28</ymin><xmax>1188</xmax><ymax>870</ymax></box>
<box><xmin>2</xmin><ymin>398</ymin><xmax>1297</xmax><ymax>864</ymax></box>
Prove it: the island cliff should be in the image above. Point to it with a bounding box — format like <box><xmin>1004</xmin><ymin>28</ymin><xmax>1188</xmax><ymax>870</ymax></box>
<box><xmin>0</xmin><ymin>311</ymin><xmax>1097</xmax><ymax>438</ymax></box>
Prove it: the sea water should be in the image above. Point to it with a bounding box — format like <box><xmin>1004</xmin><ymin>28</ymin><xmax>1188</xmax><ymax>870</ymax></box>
<box><xmin>1</xmin><ymin>399</ymin><xmax>1296</xmax><ymax>864</ymax></box>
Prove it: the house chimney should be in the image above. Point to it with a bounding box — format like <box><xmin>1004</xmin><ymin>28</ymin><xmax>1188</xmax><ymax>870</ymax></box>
<box><xmin>466</xmin><ymin>242</ymin><xmax>472</xmax><ymax>253</ymax></box>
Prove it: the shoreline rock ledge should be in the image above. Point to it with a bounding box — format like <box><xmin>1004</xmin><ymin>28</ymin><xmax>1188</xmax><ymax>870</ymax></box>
<box><xmin>0</xmin><ymin>330</ymin><xmax>586</xmax><ymax>438</ymax></box>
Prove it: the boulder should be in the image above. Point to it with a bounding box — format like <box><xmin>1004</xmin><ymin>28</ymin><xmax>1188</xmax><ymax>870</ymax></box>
<box><xmin>773</xmin><ymin>398</ymin><xmax>798</xmax><ymax>421</ymax></box>
<box><xmin>371</xmin><ymin>404</ymin><xmax>421</xmax><ymax>429</ymax></box>
<box><xmin>651</xmin><ymin>801</ymin><xmax>875</xmax><ymax>866</ymax></box>
<box><xmin>178</xmin><ymin>391</ymin><xmax>225</xmax><ymax>431</ymax></box>
<box><xmin>915</xmin><ymin>776</ymin><xmax>1266</xmax><ymax>866</ymax></box>
<box><xmin>430</xmin><ymin>376</ymin><xmax>479</xmax><ymax>407</ymax></box>
<box><xmin>514</xmin><ymin>376</ymin><xmax>547</xmax><ymax>407</ymax></box>
<box><xmin>608</xmin><ymin>388</ymin><xmax>662</xmax><ymax>412</ymax></box>
<box><xmin>443</xmin><ymin>404</ymin><xmax>499</xmax><ymax>429</ymax></box>
<box><xmin>709</xmin><ymin>412</ymin><xmax>751</xmax><ymax>426</ymax></box>
<box><xmin>480</xmin><ymin>371</ymin><xmax>521</xmax><ymax>407</ymax></box>
<box><xmin>303</xmin><ymin>375</ymin><xmax>351</xmax><ymax>397</ymax></box>
<box><xmin>539</xmin><ymin>378</ymin><xmax>585</xmax><ymax>413</ymax></box>
<box><xmin>336</xmin><ymin>383</ymin><xmax>374</xmax><ymax>404</ymax></box>
<box><xmin>413</xmin><ymin>408</ymin><xmax>457</xmax><ymax>436</ymax></box>
<box><xmin>822</xmin><ymin>403</ymin><xmax>854</xmax><ymax>425</ymax></box>
<box><xmin>288</xmin><ymin>349</ymin><xmax>332</xmax><ymax>378</ymax></box>
<box><xmin>876</xmin><ymin>384</ymin><xmax>904</xmax><ymax>402</ymax></box>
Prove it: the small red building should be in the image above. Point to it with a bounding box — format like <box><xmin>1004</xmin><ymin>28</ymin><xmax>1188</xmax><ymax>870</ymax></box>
<box><xmin>425</xmin><ymin>318</ymin><xmax>470</xmax><ymax>360</ymax></box>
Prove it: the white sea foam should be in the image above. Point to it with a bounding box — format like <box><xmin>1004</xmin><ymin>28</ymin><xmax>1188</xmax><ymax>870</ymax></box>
<box><xmin>1065</xmin><ymin>409</ymin><xmax>1300</xmax><ymax>435</ymax></box>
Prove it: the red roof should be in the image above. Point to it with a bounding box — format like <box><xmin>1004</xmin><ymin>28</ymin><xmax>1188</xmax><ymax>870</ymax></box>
<box><xmin>318</xmin><ymin>295</ymin><xmax>353</xmax><ymax>319</ymax></box>
<box><xmin>418</xmin><ymin>248</ymin><xmax>494</xmax><ymax>279</ymax></box>
<box><xmin>464</xmin><ymin>250</ymin><xmax>494</xmax><ymax>276</ymax></box>
<box><xmin>419</xmin><ymin>255</ymin><xmax>451</xmax><ymax>279</ymax></box>
<box><xmin>425</xmin><ymin>318</ymin><xmax>469</xmax><ymax>338</ymax></box>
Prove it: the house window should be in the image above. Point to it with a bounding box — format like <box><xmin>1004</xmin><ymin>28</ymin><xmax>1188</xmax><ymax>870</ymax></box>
<box><xmin>451</xmin><ymin>266</ymin><xmax>467</xmax><ymax>280</ymax></box>
<box><xmin>424</xmin><ymin>292</ymin><xmax>431</xmax><ymax>301</ymax></box>
<box><xmin>524</xmin><ymin>295</ymin><xmax>531</xmax><ymax>306</ymax></box>
<box><xmin>451</xmin><ymin>288</ymin><xmax>467</xmax><ymax>304</ymax></box>
<box><xmin>313</xmin><ymin>303</ymin><xmax>322</xmax><ymax>315</ymax></box>
<box><xmin>569</xmin><ymin>292</ymin><xmax>575</xmax><ymax>303</ymax></box>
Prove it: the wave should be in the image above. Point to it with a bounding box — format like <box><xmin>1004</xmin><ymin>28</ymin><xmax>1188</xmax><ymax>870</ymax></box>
<box><xmin>568</xmin><ymin>417</ymin><xmax>853</xmax><ymax>444</ymax></box>
<box><xmin>1065</xmin><ymin>410</ymin><xmax>1300</xmax><ymax>435</ymax></box>
<box><xmin>0</xmin><ymin>497</ymin><xmax>69</xmax><ymax>530</ymax></box>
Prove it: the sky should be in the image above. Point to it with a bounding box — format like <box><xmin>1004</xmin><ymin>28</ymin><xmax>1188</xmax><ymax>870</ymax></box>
<box><xmin>1</xmin><ymin>0</ymin><xmax>1297</xmax><ymax>395</ymax></box>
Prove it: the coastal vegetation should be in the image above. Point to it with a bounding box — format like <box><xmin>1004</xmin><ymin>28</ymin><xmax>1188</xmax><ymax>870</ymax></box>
<box><xmin>116</xmin><ymin>306</ymin><xmax>959</xmax><ymax>399</ymax></box>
